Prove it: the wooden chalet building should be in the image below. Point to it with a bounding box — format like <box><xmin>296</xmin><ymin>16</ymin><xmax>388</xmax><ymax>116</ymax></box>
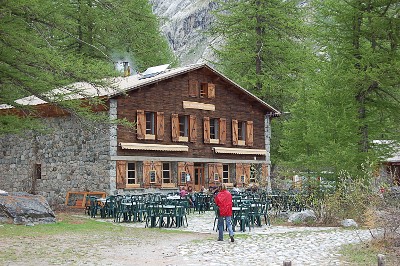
<box><xmin>0</xmin><ymin>63</ymin><xmax>280</xmax><ymax>208</ymax></box>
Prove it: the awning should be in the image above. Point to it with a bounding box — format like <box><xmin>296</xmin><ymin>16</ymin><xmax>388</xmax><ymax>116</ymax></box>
<box><xmin>120</xmin><ymin>143</ymin><xmax>189</xmax><ymax>152</ymax></box>
<box><xmin>213</xmin><ymin>147</ymin><xmax>266</xmax><ymax>155</ymax></box>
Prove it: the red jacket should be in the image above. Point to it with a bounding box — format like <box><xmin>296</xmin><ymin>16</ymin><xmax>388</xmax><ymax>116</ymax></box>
<box><xmin>215</xmin><ymin>190</ymin><xmax>232</xmax><ymax>217</ymax></box>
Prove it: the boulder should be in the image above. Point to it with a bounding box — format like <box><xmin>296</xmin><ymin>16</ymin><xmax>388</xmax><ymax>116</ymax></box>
<box><xmin>341</xmin><ymin>219</ymin><xmax>358</xmax><ymax>228</ymax></box>
<box><xmin>288</xmin><ymin>209</ymin><xmax>317</xmax><ymax>223</ymax></box>
<box><xmin>0</xmin><ymin>192</ymin><xmax>56</xmax><ymax>225</ymax></box>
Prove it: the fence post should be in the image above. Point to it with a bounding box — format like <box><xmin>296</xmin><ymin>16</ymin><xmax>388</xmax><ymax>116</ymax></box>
<box><xmin>283</xmin><ymin>261</ymin><xmax>292</xmax><ymax>266</ymax></box>
<box><xmin>377</xmin><ymin>254</ymin><xmax>385</xmax><ymax>266</ymax></box>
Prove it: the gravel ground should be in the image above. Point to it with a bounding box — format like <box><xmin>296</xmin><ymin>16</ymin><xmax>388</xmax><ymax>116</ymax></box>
<box><xmin>0</xmin><ymin>210</ymin><xmax>379</xmax><ymax>266</ymax></box>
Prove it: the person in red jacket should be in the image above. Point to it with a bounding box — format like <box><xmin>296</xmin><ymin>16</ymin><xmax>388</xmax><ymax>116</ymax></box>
<box><xmin>214</xmin><ymin>183</ymin><xmax>234</xmax><ymax>242</ymax></box>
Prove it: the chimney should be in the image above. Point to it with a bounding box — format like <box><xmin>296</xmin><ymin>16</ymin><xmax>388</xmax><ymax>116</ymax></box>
<box><xmin>123</xmin><ymin>62</ymin><xmax>131</xmax><ymax>77</ymax></box>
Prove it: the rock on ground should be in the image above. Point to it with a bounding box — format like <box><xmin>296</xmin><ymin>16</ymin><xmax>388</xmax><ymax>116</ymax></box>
<box><xmin>0</xmin><ymin>192</ymin><xmax>56</xmax><ymax>225</ymax></box>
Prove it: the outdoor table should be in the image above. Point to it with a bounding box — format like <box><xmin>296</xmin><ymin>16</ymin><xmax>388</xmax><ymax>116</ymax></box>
<box><xmin>166</xmin><ymin>195</ymin><xmax>181</xmax><ymax>200</ymax></box>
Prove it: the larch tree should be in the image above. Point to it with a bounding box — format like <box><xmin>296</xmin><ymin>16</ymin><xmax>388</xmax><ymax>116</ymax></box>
<box><xmin>281</xmin><ymin>0</ymin><xmax>400</xmax><ymax>178</ymax></box>
<box><xmin>0</xmin><ymin>0</ymin><xmax>176</xmax><ymax>134</ymax></box>
<box><xmin>210</xmin><ymin>0</ymin><xmax>311</xmax><ymax>172</ymax></box>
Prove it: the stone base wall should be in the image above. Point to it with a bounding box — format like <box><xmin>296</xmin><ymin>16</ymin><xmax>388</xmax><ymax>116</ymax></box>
<box><xmin>0</xmin><ymin>116</ymin><xmax>111</xmax><ymax>209</ymax></box>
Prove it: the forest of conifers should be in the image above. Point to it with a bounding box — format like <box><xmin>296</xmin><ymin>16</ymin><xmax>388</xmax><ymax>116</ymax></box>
<box><xmin>1</xmin><ymin>0</ymin><xmax>399</xmax><ymax>181</ymax></box>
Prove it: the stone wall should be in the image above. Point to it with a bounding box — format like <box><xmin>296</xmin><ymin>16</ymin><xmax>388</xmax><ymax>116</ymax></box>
<box><xmin>0</xmin><ymin>116</ymin><xmax>112</xmax><ymax>209</ymax></box>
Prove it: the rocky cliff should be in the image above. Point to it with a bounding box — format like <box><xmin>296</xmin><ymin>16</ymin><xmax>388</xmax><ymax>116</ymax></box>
<box><xmin>149</xmin><ymin>0</ymin><xmax>218</xmax><ymax>65</ymax></box>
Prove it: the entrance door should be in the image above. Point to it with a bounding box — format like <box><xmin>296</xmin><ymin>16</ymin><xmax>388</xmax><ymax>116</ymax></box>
<box><xmin>194</xmin><ymin>163</ymin><xmax>205</xmax><ymax>192</ymax></box>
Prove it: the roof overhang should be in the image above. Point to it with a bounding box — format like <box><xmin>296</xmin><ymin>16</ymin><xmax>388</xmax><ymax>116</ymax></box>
<box><xmin>120</xmin><ymin>143</ymin><xmax>188</xmax><ymax>152</ymax></box>
<box><xmin>213</xmin><ymin>147</ymin><xmax>266</xmax><ymax>155</ymax></box>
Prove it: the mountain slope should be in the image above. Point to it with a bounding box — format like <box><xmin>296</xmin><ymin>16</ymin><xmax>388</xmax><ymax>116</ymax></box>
<box><xmin>150</xmin><ymin>0</ymin><xmax>218</xmax><ymax>65</ymax></box>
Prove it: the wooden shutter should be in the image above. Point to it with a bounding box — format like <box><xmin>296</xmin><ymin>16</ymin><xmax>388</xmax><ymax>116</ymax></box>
<box><xmin>156</xmin><ymin>112</ymin><xmax>164</xmax><ymax>141</ymax></box>
<box><xmin>136</xmin><ymin>110</ymin><xmax>145</xmax><ymax>140</ymax></box>
<box><xmin>189</xmin><ymin>115</ymin><xmax>197</xmax><ymax>142</ymax></box>
<box><xmin>208</xmin><ymin>163</ymin><xmax>216</xmax><ymax>182</ymax></box>
<box><xmin>143</xmin><ymin>161</ymin><xmax>151</xmax><ymax>187</ymax></box>
<box><xmin>244</xmin><ymin>163</ymin><xmax>251</xmax><ymax>183</ymax></box>
<box><xmin>232</xmin><ymin>119</ymin><xmax>238</xmax><ymax>145</ymax></box>
<box><xmin>207</xmin><ymin>83</ymin><xmax>215</xmax><ymax>98</ymax></box>
<box><xmin>246</xmin><ymin>121</ymin><xmax>254</xmax><ymax>146</ymax></box>
<box><xmin>219</xmin><ymin>118</ymin><xmax>226</xmax><ymax>144</ymax></box>
<box><xmin>203</xmin><ymin>117</ymin><xmax>210</xmax><ymax>143</ymax></box>
<box><xmin>188</xmin><ymin>80</ymin><xmax>198</xmax><ymax>97</ymax></box>
<box><xmin>216</xmin><ymin>163</ymin><xmax>223</xmax><ymax>181</ymax></box>
<box><xmin>155</xmin><ymin>161</ymin><xmax>162</xmax><ymax>185</ymax></box>
<box><xmin>116</xmin><ymin>161</ymin><xmax>127</xmax><ymax>189</ymax></box>
<box><xmin>178</xmin><ymin>162</ymin><xmax>185</xmax><ymax>185</ymax></box>
<box><xmin>262</xmin><ymin>163</ymin><xmax>268</xmax><ymax>181</ymax></box>
<box><xmin>236</xmin><ymin>163</ymin><xmax>250</xmax><ymax>185</ymax></box>
<box><xmin>171</xmin><ymin>114</ymin><xmax>179</xmax><ymax>142</ymax></box>
<box><xmin>187</xmin><ymin>162</ymin><xmax>194</xmax><ymax>182</ymax></box>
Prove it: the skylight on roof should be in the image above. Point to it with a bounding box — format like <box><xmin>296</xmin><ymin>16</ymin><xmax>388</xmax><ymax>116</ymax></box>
<box><xmin>139</xmin><ymin>64</ymin><xmax>170</xmax><ymax>79</ymax></box>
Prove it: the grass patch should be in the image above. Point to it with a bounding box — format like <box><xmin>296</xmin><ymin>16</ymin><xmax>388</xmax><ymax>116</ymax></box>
<box><xmin>340</xmin><ymin>241</ymin><xmax>400</xmax><ymax>266</ymax></box>
<box><xmin>0</xmin><ymin>215</ymin><xmax>117</xmax><ymax>238</ymax></box>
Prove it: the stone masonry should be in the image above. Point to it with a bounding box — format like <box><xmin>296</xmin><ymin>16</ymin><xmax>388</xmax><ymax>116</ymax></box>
<box><xmin>0</xmin><ymin>115</ymin><xmax>112</xmax><ymax>209</ymax></box>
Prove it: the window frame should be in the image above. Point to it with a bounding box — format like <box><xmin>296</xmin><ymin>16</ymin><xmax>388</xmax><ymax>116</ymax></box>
<box><xmin>162</xmin><ymin>162</ymin><xmax>171</xmax><ymax>184</ymax></box>
<box><xmin>238</xmin><ymin>121</ymin><xmax>246</xmax><ymax>141</ymax></box>
<box><xmin>179</xmin><ymin>115</ymin><xmax>189</xmax><ymax>137</ymax></box>
<box><xmin>34</xmin><ymin>163</ymin><xmax>42</xmax><ymax>180</ymax></box>
<box><xmin>145</xmin><ymin>111</ymin><xmax>156</xmax><ymax>136</ymax></box>
<box><xmin>222</xmin><ymin>164</ymin><xmax>229</xmax><ymax>183</ymax></box>
<box><xmin>126</xmin><ymin>162</ymin><xmax>137</xmax><ymax>186</ymax></box>
<box><xmin>210</xmin><ymin>118</ymin><xmax>219</xmax><ymax>140</ymax></box>
<box><xmin>200</xmin><ymin>83</ymin><xmax>207</xmax><ymax>98</ymax></box>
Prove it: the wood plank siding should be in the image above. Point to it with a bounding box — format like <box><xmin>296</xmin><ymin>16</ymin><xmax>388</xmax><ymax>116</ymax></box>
<box><xmin>116</xmin><ymin>68</ymin><xmax>267</xmax><ymax>161</ymax></box>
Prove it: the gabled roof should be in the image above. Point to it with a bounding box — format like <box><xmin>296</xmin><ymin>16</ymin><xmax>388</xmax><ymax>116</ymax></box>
<box><xmin>1</xmin><ymin>63</ymin><xmax>280</xmax><ymax>115</ymax></box>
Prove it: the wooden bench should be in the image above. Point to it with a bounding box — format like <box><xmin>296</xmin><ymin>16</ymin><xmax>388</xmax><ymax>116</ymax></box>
<box><xmin>65</xmin><ymin>191</ymin><xmax>106</xmax><ymax>209</ymax></box>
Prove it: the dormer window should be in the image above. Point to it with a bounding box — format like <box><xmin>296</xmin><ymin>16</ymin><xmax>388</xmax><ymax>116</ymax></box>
<box><xmin>188</xmin><ymin>80</ymin><xmax>215</xmax><ymax>98</ymax></box>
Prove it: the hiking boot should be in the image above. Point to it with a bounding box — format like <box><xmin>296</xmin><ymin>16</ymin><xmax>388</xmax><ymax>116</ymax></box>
<box><xmin>230</xmin><ymin>235</ymin><xmax>234</xmax><ymax>242</ymax></box>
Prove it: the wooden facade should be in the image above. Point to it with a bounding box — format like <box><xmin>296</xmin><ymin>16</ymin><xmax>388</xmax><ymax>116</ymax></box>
<box><xmin>113</xmin><ymin>64</ymin><xmax>279</xmax><ymax>192</ymax></box>
<box><xmin>1</xmin><ymin>63</ymin><xmax>280</xmax><ymax>196</ymax></box>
